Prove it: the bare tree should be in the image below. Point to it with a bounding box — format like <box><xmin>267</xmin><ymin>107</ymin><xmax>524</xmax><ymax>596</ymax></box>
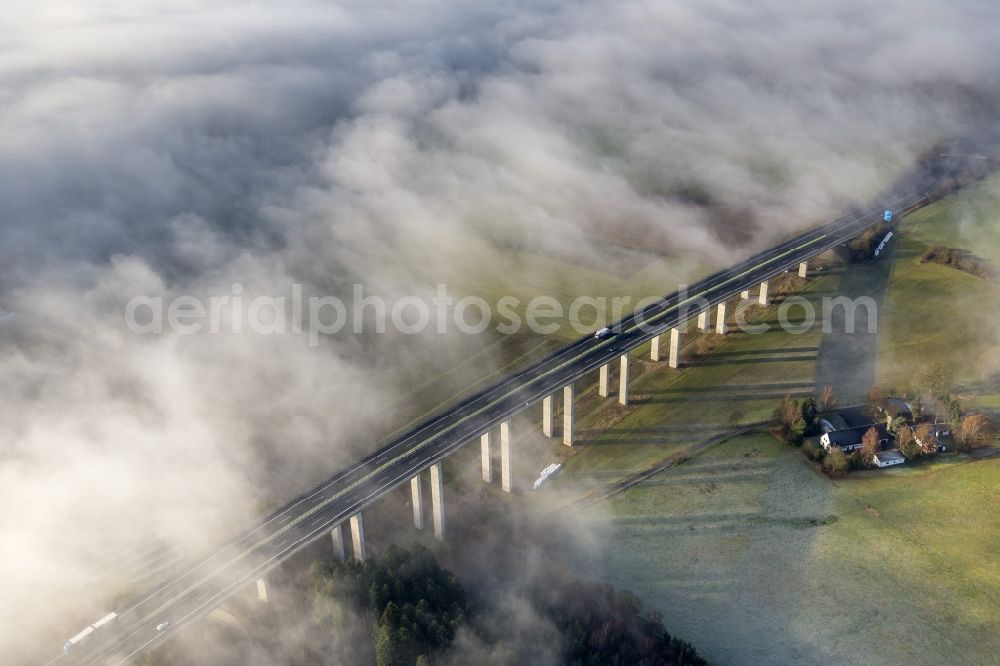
<box><xmin>897</xmin><ymin>425</ymin><xmax>920</xmax><ymax>458</ymax></box>
<box><xmin>916</xmin><ymin>362</ymin><xmax>953</xmax><ymax>399</ymax></box>
<box><xmin>820</xmin><ymin>385</ymin><xmax>836</xmax><ymax>409</ymax></box>
<box><xmin>824</xmin><ymin>448</ymin><xmax>848</xmax><ymax>475</ymax></box>
<box><xmin>914</xmin><ymin>423</ymin><xmax>936</xmax><ymax>455</ymax></box>
<box><xmin>779</xmin><ymin>394</ymin><xmax>799</xmax><ymax>426</ymax></box>
<box><xmin>773</xmin><ymin>394</ymin><xmax>806</xmax><ymax>446</ymax></box>
<box><xmin>860</xmin><ymin>427</ymin><xmax>879</xmax><ymax>467</ymax></box>
<box><xmin>958</xmin><ymin>414</ymin><xmax>997</xmax><ymax>449</ymax></box>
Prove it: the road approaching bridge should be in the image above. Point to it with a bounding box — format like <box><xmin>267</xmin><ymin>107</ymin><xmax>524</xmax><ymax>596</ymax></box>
<box><xmin>56</xmin><ymin>155</ymin><xmax>971</xmax><ymax>665</ymax></box>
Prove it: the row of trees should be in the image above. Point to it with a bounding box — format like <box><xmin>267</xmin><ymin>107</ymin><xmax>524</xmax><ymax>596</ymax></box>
<box><xmin>773</xmin><ymin>389</ymin><xmax>835</xmax><ymax>447</ymax></box>
<box><xmin>920</xmin><ymin>244</ymin><xmax>996</xmax><ymax>281</ymax></box>
<box><xmin>954</xmin><ymin>414</ymin><xmax>998</xmax><ymax>449</ymax></box>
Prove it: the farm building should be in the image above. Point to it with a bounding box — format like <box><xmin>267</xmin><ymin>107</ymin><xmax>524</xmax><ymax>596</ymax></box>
<box><xmin>820</xmin><ymin>423</ymin><xmax>891</xmax><ymax>452</ymax></box>
<box><xmin>873</xmin><ymin>450</ymin><xmax>906</xmax><ymax>468</ymax></box>
<box><xmin>915</xmin><ymin>426</ymin><xmax>951</xmax><ymax>452</ymax></box>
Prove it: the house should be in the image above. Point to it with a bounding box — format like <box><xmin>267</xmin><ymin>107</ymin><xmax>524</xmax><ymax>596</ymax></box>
<box><xmin>820</xmin><ymin>423</ymin><xmax>891</xmax><ymax>452</ymax></box>
<box><xmin>873</xmin><ymin>450</ymin><xmax>906</xmax><ymax>468</ymax></box>
<box><xmin>918</xmin><ymin>396</ymin><xmax>955</xmax><ymax>429</ymax></box>
<box><xmin>931</xmin><ymin>424</ymin><xmax>951</xmax><ymax>439</ymax></box>
<box><xmin>915</xmin><ymin>426</ymin><xmax>950</xmax><ymax>452</ymax></box>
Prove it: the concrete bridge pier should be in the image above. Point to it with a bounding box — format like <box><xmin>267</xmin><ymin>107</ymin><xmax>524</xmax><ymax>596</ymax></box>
<box><xmin>500</xmin><ymin>419</ymin><xmax>513</xmax><ymax>492</ymax></box>
<box><xmin>350</xmin><ymin>512</ymin><xmax>366</xmax><ymax>561</ymax></box>
<box><xmin>758</xmin><ymin>280</ymin><xmax>769</xmax><ymax>305</ymax></box>
<box><xmin>563</xmin><ymin>384</ymin><xmax>575</xmax><ymax>446</ymax></box>
<box><xmin>798</xmin><ymin>261</ymin><xmax>808</xmax><ymax>278</ymax></box>
<box><xmin>257</xmin><ymin>578</ymin><xmax>270</xmax><ymax>603</ymax></box>
<box><xmin>542</xmin><ymin>394</ymin><xmax>554</xmax><ymax>437</ymax></box>
<box><xmin>598</xmin><ymin>363</ymin><xmax>610</xmax><ymax>397</ymax></box>
<box><xmin>669</xmin><ymin>327</ymin><xmax>680</xmax><ymax>368</ymax></box>
<box><xmin>740</xmin><ymin>289</ymin><xmax>750</xmax><ymax>299</ymax></box>
<box><xmin>618</xmin><ymin>353</ymin><xmax>630</xmax><ymax>406</ymax></box>
<box><xmin>430</xmin><ymin>461</ymin><xmax>445</xmax><ymax>541</ymax></box>
<box><xmin>331</xmin><ymin>524</ymin><xmax>346</xmax><ymax>561</ymax></box>
<box><xmin>716</xmin><ymin>302</ymin><xmax>728</xmax><ymax>334</ymax></box>
<box><xmin>410</xmin><ymin>475</ymin><xmax>424</xmax><ymax>530</ymax></box>
<box><xmin>697</xmin><ymin>310</ymin><xmax>709</xmax><ymax>331</ymax></box>
<box><xmin>480</xmin><ymin>431</ymin><xmax>493</xmax><ymax>483</ymax></box>
<box><xmin>650</xmin><ymin>334</ymin><xmax>661</xmax><ymax>362</ymax></box>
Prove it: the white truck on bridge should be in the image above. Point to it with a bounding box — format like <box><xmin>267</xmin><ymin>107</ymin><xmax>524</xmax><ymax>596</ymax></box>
<box><xmin>63</xmin><ymin>612</ymin><xmax>117</xmax><ymax>655</ymax></box>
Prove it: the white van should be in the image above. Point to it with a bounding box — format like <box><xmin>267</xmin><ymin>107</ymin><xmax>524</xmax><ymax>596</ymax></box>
<box><xmin>594</xmin><ymin>327</ymin><xmax>613</xmax><ymax>340</ymax></box>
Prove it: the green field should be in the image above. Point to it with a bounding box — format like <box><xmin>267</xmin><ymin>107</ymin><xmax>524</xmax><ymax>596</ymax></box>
<box><xmin>549</xmin><ymin>266</ymin><xmax>839</xmax><ymax>483</ymax></box>
<box><xmin>587</xmin><ymin>433</ymin><xmax>1000</xmax><ymax>666</ymax></box>
<box><xmin>905</xmin><ymin>174</ymin><xmax>1000</xmax><ymax>265</ymax></box>
<box><xmin>877</xmin><ymin>177</ymin><xmax>1000</xmax><ymax>391</ymax></box>
<box><xmin>383</xmin><ymin>180</ymin><xmax>1000</xmax><ymax>665</ymax></box>
<box><xmin>371</xmin><ymin>243</ymin><xmax>714</xmax><ymax>440</ymax></box>
<box><xmin>566</xmin><ymin>182</ymin><xmax>1000</xmax><ymax>665</ymax></box>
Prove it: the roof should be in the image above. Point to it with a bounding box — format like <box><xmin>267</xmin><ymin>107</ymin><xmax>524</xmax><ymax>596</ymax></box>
<box><xmin>821</xmin><ymin>414</ymin><xmax>849</xmax><ymax>432</ymax></box>
<box><xmin>880</xmin><ymin>398</ymin><xmax>913</xmax><ymax>420</ymax></box>
<box><xmin>824</xmin><ymin>423</ymin><xmax>889</xmax><ymax>446</ymax></box>
<box><xmin>874</xmin><ymin>450</ymin><xmax>906</xmax><ymax>463</ymax></box>
<box><xmin>832</xmin><ymin>405</ymin><xmax>876</xmax><ymax>429</ymax></box>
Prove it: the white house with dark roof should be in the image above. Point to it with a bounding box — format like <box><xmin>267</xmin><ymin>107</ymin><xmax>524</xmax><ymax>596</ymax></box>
<box><xmin>820</xmin><ymin>423</ymin><xmax>891</xmax><ymax>452</ymax></box>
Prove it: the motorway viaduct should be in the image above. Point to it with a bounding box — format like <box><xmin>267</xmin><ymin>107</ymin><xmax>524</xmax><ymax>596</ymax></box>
<box><xmin>61</xmin><ymin>156</ymin><xmax>972</xmax><ymax>664</ymax></box>
<box><xmin>274</xmin><ymin>261</ymin><xmax>797</xmax><ymax>573</ymax></box>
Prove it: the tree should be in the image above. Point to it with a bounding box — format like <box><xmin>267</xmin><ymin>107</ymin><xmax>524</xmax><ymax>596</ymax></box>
<box><xmin>820</xmin><ymin>385</ymin><xmax>836</xmax><ymax>409</ymax></box>
<box><xmin>859</xmin><ymin>427</ymin><xmax>879</xmax><ymax>467</ymax></box>
<box><xmin>774</xmin><ymin>395</ymin><xmax>806</xmax><ymax>446</ymax></box>
<box><xmin>312</xmin><ymin>545</ymin><xmax>468</xmax><ymax>666</ymax></box>
<box><xmin>798</xmin><ymin>397</ymin><xmax>822</xmax><ymax>438</ymax></box>
<box><xmin>916</xmin><ymin>362</ymin><xmax>952</xmax><ymax>399</ymax></box>
<box><xmin>913</xmin><ymin>423</ymin><xmax>937</xmax><ymax>455</ymax></box>
<box><xmin>958</xmin><ymin>414</ymin><xmax>997</xmax><ymax>450</ymax></box>
<box><xmin>776</xmin><ymin>395</ymin><xmax>798</xmax><ymax>426</ymax></box>
<box><xmin>824</xmin><ymin>447</ymin><xmax>848</xmax><ymax>474</ymax></box>
<box><xmin>911</xmin><ymin>395</ymin><xmax>924</xmax><ymax>420</ymax></box>
<box><xmin>803</xmin><ymin>440</ymin><xmax>825</xmax><ymax>462</ymax></box>
<box><xmin>897</xmin><ymin>426</ymin><xmax>921</xmax><ymax>458</ymax></box>
<box><xmin>800</xmin><ymin>397</ymin><xmax>821</xmax><ymax>436</ymax></box>
<box><xmin>311</xmin><ymin>542</ymin><xmax>708</xmax><ymax>666</ymax></box>
<box><xmin>788</xmin><ymin>417</ymin><xmax>807</xmax><ymax>446</ymax></box>
<box><xmin>549</xmin><ymin>581</ymin><xmax>708</xmax><ymax>665</ymax></box>
<box><xmin>948</xmin><ymin>399</ymin><xmax>962</xmax><ymax>429</ymax></box>
<box><xmin>865</xmin><ymin>385</ymin><xmax>895</xmax><ymax>418</ymax></box>
<box><xmin>801</xmin><ymin>396</ymin><xmax>818</xmax><ymax>423</ymax></box>
<box><xmin>887</xmin><ymin>415</ymin><xmax>907</xmax><ymax>435</ymax></box>
<box><xmin>375</xmin><ymin>616</ymin><xmax>406</xmax><ymax>666</ymax></box>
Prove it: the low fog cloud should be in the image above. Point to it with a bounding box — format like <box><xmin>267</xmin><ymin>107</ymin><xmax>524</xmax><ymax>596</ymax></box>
<box><xmin>2</xmin><ymin>0</ymin><xmax>999</xmax><ymax>659</ymax></box>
